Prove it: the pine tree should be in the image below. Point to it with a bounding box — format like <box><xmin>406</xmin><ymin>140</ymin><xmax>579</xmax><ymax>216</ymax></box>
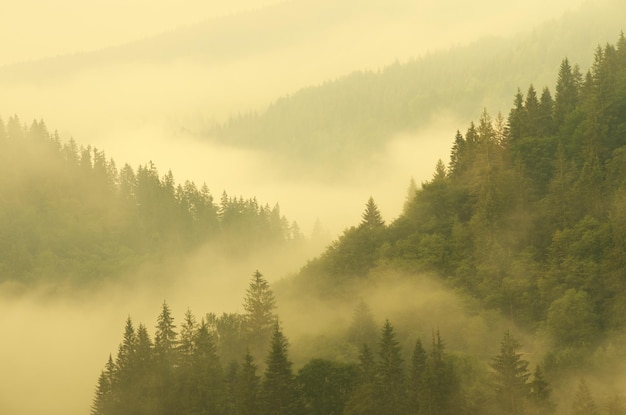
<box><xmin>529</xmin><ymin>365</ymin><xmax>555</xmax><ymax>415</ymax></box>
<box><xmin>190</xmin><ymin>320</ymin><xmax>225</xmax><ymax>415</ymax></box>
<box><xmin>491</xmin><ymin>330</ymin><xmax>530</xmax><ymax>415</ymax></box>
<box><xmin>237</xmin><ymin>351</ymin><xmax>261</xmax><ymax>415</ymax></box>
<box><xmin>375</xmin><ymin>320</ymin><xmax>408</xmax><ymax>415</ymax></box>
<box><xmin>509</xmin><ymin>89</ymin><xmax>526</xmax><ymax>142</ymax></box>
<box><xmin>155</xmin><ymin>301</ymin><xmax>177</xmax><ymax>362</ymax></box>
<box><xmin>421</xmin><ymin>330</ymin><xmax>459</xmax><ymax>415</ymax></box>
<box><xmin>91</xmin><ymin>356</ymin><xmax>116</xmax><ymax>415</ymax></box>
<box><xmin>262</xmin><ymin>323</ymin><xmax>299</xmax><ymax>415</ymax></box>
<box><xmin>360</xmin><ymin>197</ymin><xmax>385</xmax><ymax>228</ymax></box>
<box><xmin>538</xmin><ymin>87</ymin><xmax>555</xmax><ymax>137</ymax></box>
<box><xmin>347</xmin><ymin>299</ymin><xmax>378</xmax><ymax>348</ymax></box>
<box><xmin>449</xmin><ymin>130</ymin><xmax>467</xmax><ymax>176</ymax></box>
<box><xmin>243</xmin><ymin>270</ymin><xmax>277</xmax><ymax>360</ymax></box>
<box><xmin>408</xmin><ymin>338</ymin><xmax>427</xmax><ymax>414</ymax></box>
<box><xmin>554</xmin><ymin>58</ymin><xmax>579</xmax><ymax>129</ymax></box>
<box><xmin>153</xmin><ymin>301</ymin><xmax>178</xmax><ymax>415</ymax></box>
<box><xmin>344</xmin><ymin>344</ymin><xmax>377</xmax><ymax>415</ymax></box>
<box><xmin>572</xmin><ymin>379</ymin><xmax>599</xmax><ymax>415</ymax></box>
<box><xmin>525</xmin><ymin>85</ymin><xmax>540</xmax><ymax>137</ymax></box>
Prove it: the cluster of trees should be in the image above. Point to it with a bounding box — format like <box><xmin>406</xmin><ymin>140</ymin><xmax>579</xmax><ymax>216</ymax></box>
<box><xmin>0</xmin><ymin>118</ymin><xmax>302</xmax><ymax>284</ymax></box>
<box><xmin>93</xmin><ymin>272</ymin><xmax>567</xmax><ymax>415</ymax></box>
<box><xmin>298</xmin><ymin>34</ymin><xmax>626</xmax><ymax>375</ymax></box>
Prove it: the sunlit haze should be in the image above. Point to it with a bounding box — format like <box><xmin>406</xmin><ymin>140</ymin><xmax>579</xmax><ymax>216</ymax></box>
<box><xmin>0</xmin><ymin>0</ymin><xmax>623</xmax><ymax>414</ymax></box>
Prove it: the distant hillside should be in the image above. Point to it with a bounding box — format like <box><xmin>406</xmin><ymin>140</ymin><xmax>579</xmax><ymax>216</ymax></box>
<box><xmin>211</xmin><ymin>1</ymin><xmax>625</xmax><ymax>177</ymax></box>
<box><xmin>0</xmin><ymin>116</ymin><xmax>303</xmax><ymax>286</ymax></box>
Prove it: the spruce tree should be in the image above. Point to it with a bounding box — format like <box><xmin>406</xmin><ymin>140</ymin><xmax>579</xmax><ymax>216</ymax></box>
<box><xmin>375</xmin><ymin>320</ymin><xmax>408</xmax><ymax>415</ymax></box>
<box><xmin>491</xmin><ymin>330</ymin><xmax>530</xmax><ymax>415</ymax></box>
<box><xmin>237</xmin><ymin>351</ymin><xmax>261</xmax><ymax>415</ymax></box>
<box><xmin>529</xmin><ymin>365</ymin><xmax>555</xmax><ymax>415</ymax></box>
<box><xmin>347</xmin><ymin>299</ymin><xmax>378</xmax><ymax>348</ymax></box>
<box><xmin>190</xmin><ymin>320</ymin><xmax>225</xmax><ymax>415</ymax></box>
<box><xmin>572</xmin><ymin>379</ymin><xmax>599</xmax><ymax>415</ymax></box>
<box><xmin>360</xmin><ymin>197</ymin><xmax>385</xmax><ymax>228</ymax></box>
<box><xmin>153</xmin><ymin>301</ymin><xmax>178</xmax><ymax>415</ymax></box>
<box><xmin>408</xmin><ymin>338</ymin><xmax>427</xmax><ymax>414</ymax></box>
<box><xmin>262</xmin><ymin>323</ymin><xmax>299</xmax><ymax>415</ymax></box>
<box><xmin>243</xmin><ymin>270</ymin><xmax>277</xmax><ymax>360</ymax></box>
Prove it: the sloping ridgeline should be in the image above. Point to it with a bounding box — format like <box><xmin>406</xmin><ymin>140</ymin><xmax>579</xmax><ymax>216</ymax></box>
<box><xmin>210</xmin><ymin>2</ymin><xmax>626</xmax><ymax>178</ymax></box>
<box><xmin>297</xmin><ymin>34</ymin><xmax>626</xmax><ymax>373</ymax></box>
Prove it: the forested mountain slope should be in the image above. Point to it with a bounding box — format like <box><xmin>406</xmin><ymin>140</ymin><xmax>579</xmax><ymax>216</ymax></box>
<box><xmin>86</xmin><ymin>32</ymin><xmax>626</xmax><ymax>415</ymax></box>
<box><xmin>212</xmin><ymin>1</ymin><xmax>626</xmax><ymax>175</ymax></box>
<box><xmin>297</xmin><ymin>34</ymin><xmax>626</xmax><ymax>372</ymax></box>
<box><xmin>0</xmin><ymin>117</ymin><xmax>301</xmax><ymax>286</ymax></box>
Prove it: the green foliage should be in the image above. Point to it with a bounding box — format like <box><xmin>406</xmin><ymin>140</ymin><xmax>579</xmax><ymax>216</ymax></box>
<box><xmin>262</xmin><ymin>323</ymin><xmax>300</xmax><ymax>415</ymax></box>
<box><xmin>491</xmin><ymin>331</ymin><xmax>531</xmax><ymax>415</ymax></box>
<box><xmin>293</xmin><ymin>35</ymin><xmax>626</xmax><ymax>376</ymax></box>
<box><xmin>0</xmin><ymin>117</ymin><xmax>301</xmax><ymax>286</ymax></box>
<box><xmin>297</xmin><ymin>359</ymin><xmax>358</xmax><ymax>415</ymax></box>
<box><xmin>243</xmin><ymin>270</ymin><xmax>278</xmax><ymax>361</ymax></box>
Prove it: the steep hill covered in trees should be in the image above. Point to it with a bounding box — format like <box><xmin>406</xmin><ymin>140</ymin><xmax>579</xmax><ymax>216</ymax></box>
<box><xmin>297</xmin><ymin>34</ymin><xmax>626</xmax><ymax>375</ymax></box>
<box><xmin>0</xmin><ymin>117</ymin><xmax>302</xmax><ymax>286</ymax></box>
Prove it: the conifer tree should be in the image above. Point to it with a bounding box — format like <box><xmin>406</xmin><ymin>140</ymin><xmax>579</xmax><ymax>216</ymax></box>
<box><xmin>375</xmin><ymin>320</ymin><xmax>408</xmax><ymax>415</ymax></box>
<box><xmin>421</xmin><ymin>330</ymin><xmax>459</xmax><ymax>415</ymax></box>
<box><xmin>243</xmin><ymin>270</ymin><xmax>277</xmax><ymax>360</ymax></box>
<box><xmin>262</xmin><ymin>323</ymin><xmax>299</xmax><ymax>415</ymax></box>
<box><xmin>554</xmin><ymin>58</ymin><xmax>579</xmax><ymax>128</ymax></box>
<box><xmin>529</xmin><ymin>365</ymin><xmax>555</xmax><ymax>415</ymax></box>
<box><xmin>360</xmin><ymin>197</ymin><xmax>385</xmax><ymax>228</ymax></box>
<box><xmin>449</xmin><ymin>130</ymin><xmax>467</xmax><ymax>176</ymax></box>
<box><xmin>408</xmin><ymin>338</ymin><xmax>427</xmax><ymax>414</ymax></box>
<box><xmin>237</xmin><ymin>351</ymin><xmax>261</xmax><ymax>415</ymax></box>
<box><xmin>572</xmin><ymin>379</ymin><xmax>599</xmax><ymax>415</ymax></box>
<box><xmin>509</xmin><ymin>89</ymin><xmax>526</xmax><ymax>142</ymax></box>
<box><xmin>344</xmin><ymin>344</ymin><xmax>377</xmax><ymax>415</ymax></box>
<box><xmin>153</xmin><ymin>301</ymin><xmax>178</xmax><ymax>415</ymax></box>
<box><xmin>190</xmin><ymin>320</ymin><xmax>225</xmax><ymax>415</ymax></box>
<box><xmin>491</xmin><ymin>330</ymin><xmax>530</xmax><ymax>415</ymax></box>
<box><xmin>347</xmin><ymin>299</ymin><xmax>378</xmax><ymax>348</ymax></box>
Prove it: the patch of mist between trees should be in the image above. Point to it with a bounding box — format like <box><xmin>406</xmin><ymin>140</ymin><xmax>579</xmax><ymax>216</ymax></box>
<box><xmin>274</xmin><ymin>269</ymin><xmax>534</xmax><ymax>365</ymax></box>
<box><xmin>275</xmin><ymin>269</ymin><xmax>626</xmax><ymax>412</ymax></box>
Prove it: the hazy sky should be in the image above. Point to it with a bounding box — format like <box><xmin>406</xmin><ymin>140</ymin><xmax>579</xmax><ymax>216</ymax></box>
<box><xmin>0</xmin><ymin>0</ymin><xmax>592</xmax><ymax>66</ymax></box>
<box><xmin>0</xmin><ymin>0</ymin><xmax>282</xmax><ymax>66</ymax></box>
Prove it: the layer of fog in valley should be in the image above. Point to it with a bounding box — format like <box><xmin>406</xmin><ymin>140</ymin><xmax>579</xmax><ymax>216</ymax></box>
<box><xmin>1</xmin><ymin>1</ymin><xmax>625</xmax><ymax>414</ymax></box>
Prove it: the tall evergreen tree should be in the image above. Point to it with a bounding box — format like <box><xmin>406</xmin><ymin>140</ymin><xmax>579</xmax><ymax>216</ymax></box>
<box><xmin>261</xmin><ymin>323</ymin><xmax>299</xmax><ymax>415</ymax></box>
<box><xmin>236</xmin><ymin>351</ymin><xmax>261</xmax><ymax>415</ymax></box>
<box><xmin>491</xmin><ymin>330</ymin><xmax>530</xmax><ymax>415</ymax></box>
<box><xmin>375</xmin><ymin>320</ymin><xmax>408</xmax><ymax>415</ymax></box>
<box><xmin>408</xmin><ymin>338</ymin><xmax>427</xmax><ymax>414</ymax></box>
<box><xmin>154</xmin><ymin>301</ymin><xmax>178</xmax><ymax>415</ymax></box>
<box><xmin>529</xmin><ymin>364</ymin><xmax>555</xmax><ymax>415</ymax></box>
<box><xmin>360</xmin><ymin>197</ymin><xmax>385</xmax><ymax>228</ymax></box>
<box><xmin>347</xmin><ymin>299</ymin><xmax>378</xmax><ymax>348</ymax></box>
<box><xmin>243</xmin><ymin>270</ymin><xmax>277</xmax><ymax>360</ymax></box>
<box><xmin>572</xmin><ymin>379</ymin><xmax>599</xmax><ymax>415</ymax></box>
<box><xmin>190</xmin><ymin>320</ymin><xmax>225</xmax><ymax>415</ymax></box>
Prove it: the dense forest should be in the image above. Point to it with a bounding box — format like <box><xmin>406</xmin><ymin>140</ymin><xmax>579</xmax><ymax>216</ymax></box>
<box><xmin>0</xmin><ymin>118</ymin><xmax>303</xmax><ymax>286</ymax></box>
<box><xmin>298</xmin><ymin>34</ymin><xmax>626</xmax><ymax>375</ymax></box>
<box><xmin>90</xmin><ymin>35</ymin><xmax>626</xmax><ymax>415</ymax></box>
